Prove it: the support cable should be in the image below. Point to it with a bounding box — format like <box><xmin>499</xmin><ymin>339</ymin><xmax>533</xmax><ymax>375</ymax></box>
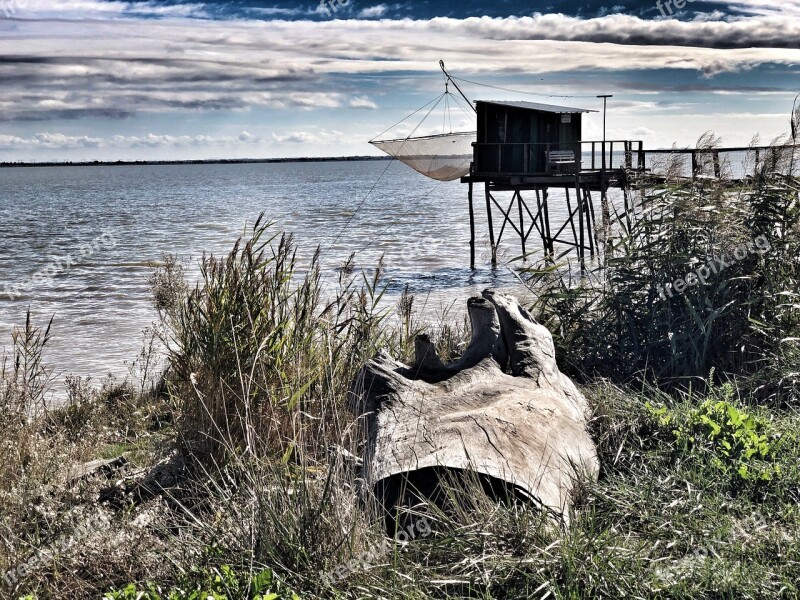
<box><xmin>324</xmin><ymin>93</ymin><xmax>446</xmax><ymax>256</ymax></box>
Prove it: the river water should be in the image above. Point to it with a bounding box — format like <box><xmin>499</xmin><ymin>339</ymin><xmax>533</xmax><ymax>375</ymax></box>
<box><xmin>2</xmin><ymin>160</ymin><xmax>565</xmax><ymax>390</ymax></box>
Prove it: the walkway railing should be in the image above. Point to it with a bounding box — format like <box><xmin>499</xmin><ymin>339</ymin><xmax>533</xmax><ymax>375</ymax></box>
<box><xmin>470</xmin><ymin>141</ymin><xmax>800</xmax><ymax>181</ymax></box>
<box><xmin>641</xmin><ymin>144</ymin><xmax>800</xmax><ymax>181</ymax></box>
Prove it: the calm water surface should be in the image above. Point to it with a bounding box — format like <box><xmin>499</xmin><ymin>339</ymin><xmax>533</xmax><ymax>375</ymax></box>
<box><xmin>2</xmin><ymin>160</ymin><xmax>561</xmax><ymax>391</ymax></box>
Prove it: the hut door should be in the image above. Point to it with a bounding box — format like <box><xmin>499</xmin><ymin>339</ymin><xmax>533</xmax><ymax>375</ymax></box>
<box><xmin>538</xmin><ymin>115</ymin><xmax>560</xmax><ymax>171</ymax></box>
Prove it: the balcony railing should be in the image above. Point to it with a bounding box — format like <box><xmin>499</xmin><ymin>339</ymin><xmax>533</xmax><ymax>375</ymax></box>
<box><xmin>471</xmin><ymin>140</ymin><xmax>645</xmax><ymax>176</ymax></box>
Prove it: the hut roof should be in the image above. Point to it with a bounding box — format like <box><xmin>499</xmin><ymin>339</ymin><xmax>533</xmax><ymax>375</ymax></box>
<box><xmin>477</xmin><ymin>100</ymin><xmax>597</xmax><ymax>114</ymax></box>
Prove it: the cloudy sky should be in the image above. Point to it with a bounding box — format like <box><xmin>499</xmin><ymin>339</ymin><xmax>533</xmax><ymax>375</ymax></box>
<box><xmin>0</xmin><ymin>0</ymin><xmax>798</xmax><ymax>161</ymax></box>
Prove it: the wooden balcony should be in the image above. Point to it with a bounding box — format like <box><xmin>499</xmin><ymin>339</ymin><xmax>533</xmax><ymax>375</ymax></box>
<box><xmin>464</xmin><ymin>140</ymin><xmax>645</xmax><ymax>187</ymax></box>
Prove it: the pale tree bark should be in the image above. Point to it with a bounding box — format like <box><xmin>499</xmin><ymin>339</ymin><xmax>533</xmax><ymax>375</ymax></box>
<box><xmin>351</xmin><ymin>290</ymin><xmax>599</xmax><ymax>524</ymax></box>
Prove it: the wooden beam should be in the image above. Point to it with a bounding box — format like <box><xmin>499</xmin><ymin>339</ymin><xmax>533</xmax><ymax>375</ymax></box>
<box><xmin>517</xmin><ymin>191</ymin><xmax>526</xmax><ymax>258</ymax></box>
<box><xmin>583</xmin><ymin>186</ymin><xmax>595</xmax><ymax>258</ymax></box>
<box><xmin>562</xmin><ymin>187</ymin><xmax>580</xmax><ymax>250</ymax></box>
<box><xmin>542</xmin><ymin>188</ymin><xmax>553</xmax><ymax>256</ymax></box>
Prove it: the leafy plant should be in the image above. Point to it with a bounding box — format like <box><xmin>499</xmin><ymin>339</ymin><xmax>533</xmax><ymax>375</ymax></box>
<box><xmin>648</xmin><ymin>380</ymin><xmax>785</xmax><ymax>484</ymax></box>
<box><xmin>103</xmin><ymin>565</ymin><xmax>300</xmax><ymax>600</ymax></box>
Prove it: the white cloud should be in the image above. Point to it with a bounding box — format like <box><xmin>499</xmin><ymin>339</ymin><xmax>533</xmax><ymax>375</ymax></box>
<box><xmin>0</xmin><ymin>132</ymin><xmax>105</xmax><ymax>148</ymax></box>
<box><xmin>0</xmin><ymin>14</ymin><xmax>797</xmax><ymax>123</ymax></box>
<box><xmin>270</xmin><ymin>129</ymin><xmax>344</xmax><ymax>144</ymax></box>
<box><xmin>705</xmin><ymin>0</ymin><xmax>800</xmax><ymax>17</ymax></box>
<box><xmin>0</xmin><ymin>12</ymin><xmax>797</xmax><ymax>156</ymax></box>
<box><xmin>349</xmin><ymin>96</ymin><xmax>379</xmax><ymax>109</ymax></box>
<box><xmin>691</xmin><ymin>10</ymin><xmax>728</xmax><ymax>21</ymax></box>
<box><xmin>0</xmin><ymin>0</ymin><xmax>208</xmax><ymax>19</ymax></box>
<box><xmin>358</xmin><ymin>4</ymin><xmax>387</xmax><ymax>18</ymax></box>
<box><xmin>246</xmin><ymin>6</ymin><xmax>303</xmax><ymax>17</ymax></box>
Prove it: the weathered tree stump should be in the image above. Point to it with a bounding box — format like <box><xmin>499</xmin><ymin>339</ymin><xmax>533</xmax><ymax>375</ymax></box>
<box><xmin>350</xmin><ymin>290</ymin><xmax>599</xmax><ymax>524</ymax></box>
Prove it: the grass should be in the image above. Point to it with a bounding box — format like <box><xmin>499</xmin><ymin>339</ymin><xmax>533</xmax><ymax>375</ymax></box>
<box><xmin>1</xmin><ymin>155</ymin><xmax>799</xmax><ymax>599</ymax></box>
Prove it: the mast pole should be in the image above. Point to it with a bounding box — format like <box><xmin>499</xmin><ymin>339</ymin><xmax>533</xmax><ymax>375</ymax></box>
<box><xmin>440</xmin><ymin>60</ymin><xmax>476</xmax><ymax>114</ymax></box>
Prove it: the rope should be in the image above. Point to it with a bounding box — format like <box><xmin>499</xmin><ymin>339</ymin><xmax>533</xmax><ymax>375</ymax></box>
<box><xmin>352</xmin><ymin>178</ymin><xmax>448</xmax><ymax>256</ymax></box>
<box><xmin>450</xmin><ymin>75</ymin><xmax>602</xmax><ymax>100</ymax></box>
<box><xmin>447</xmin><ymin>92</ymin><xmax>475</xmax><ymax>121</ymax></box>
<box><xmin>323</xmin><ymin>94</ymin><xmax>446</xmax><ymax>257</ymax></box>
<box><xmin>369</xmin><ymin>93</ymin><xmax>446</xmax><ymax>143</ymax></box>
<box><xmin>443</xmin><ymin>93</ymin><xmax>450</xmax><ymax>133</ymax></box>
<box><xmin>319</xmin><ymin>74</ymin><xmax>488</xmax><ymax>310</ymax></box>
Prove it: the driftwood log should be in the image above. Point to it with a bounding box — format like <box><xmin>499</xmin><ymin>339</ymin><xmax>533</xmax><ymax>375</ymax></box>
<box><xmin>351</xmin><ymin>290</ymin><xmax>599</xmax><ymax>524</ymax></box>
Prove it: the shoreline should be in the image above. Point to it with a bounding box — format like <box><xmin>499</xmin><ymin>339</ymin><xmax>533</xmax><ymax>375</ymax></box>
<box><xmin>0</xmin><ymin>155</ymin><xmax>392</xmax><ymax>169</ymax></box>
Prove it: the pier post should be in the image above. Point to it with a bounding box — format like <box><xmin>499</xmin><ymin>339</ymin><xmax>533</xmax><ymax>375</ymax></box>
<box><xmin>517</xmin><ymin>191</ymin><xmax>526</xmax><ymax>258</ymax></box>
<box><xmin>468</xmin><ymin>181</ymin><xmax>475</xmax><ymax>269</ymax></box>
<box><xmin>576</xmin><ymin>184</ymin><xmax>585</xmax><ymax>270</ymax></box>
<box><xmin>542</xmin><ymin>188</ymin><xmax>553</xmax><ymax>256</ymax></box>
<box><xmin>484</xmin><ymin>183</ymin><xmax>497</xmax><ymax>265</ymax></box>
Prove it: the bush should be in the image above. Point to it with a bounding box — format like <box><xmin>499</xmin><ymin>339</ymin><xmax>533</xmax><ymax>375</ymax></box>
<box><xmin>161</xmin><ymin>214</ymin><xmax>391</xmax><ymax>464</ymax></box>
<box><xmin>526</xmin><ymin>156</ymin><xmax>800</xmax><ymax>401</ymax></box>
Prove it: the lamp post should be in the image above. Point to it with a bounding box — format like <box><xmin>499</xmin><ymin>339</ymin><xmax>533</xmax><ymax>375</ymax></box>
<box><xmin>597</xmin><ymin>94</ymin><xmax>613</xmax><ymax>256</ymax></box>
<box><xmin>597</xmin><ymin>95</ymin><xmax>612</xmax><ymax>170</ymax></box>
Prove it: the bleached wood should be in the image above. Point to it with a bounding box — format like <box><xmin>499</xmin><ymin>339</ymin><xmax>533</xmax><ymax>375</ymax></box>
<box><xmin>352</xmin><ymin>290</ymin><xmax>599</xmax><ymax>522</ymax></box>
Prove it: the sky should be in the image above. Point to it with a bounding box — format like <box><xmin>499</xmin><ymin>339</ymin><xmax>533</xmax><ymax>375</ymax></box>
<box><xmin>0</xmin><ymin>0</ymin><xmax>798</xmax><ymax>161</ymax></box>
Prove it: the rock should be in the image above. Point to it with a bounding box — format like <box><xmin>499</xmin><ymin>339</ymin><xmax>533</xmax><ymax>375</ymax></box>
<box><xmin>350</xmin><ymin>290</ymin><xmax>599</xmax><ymax>524</ymax></box>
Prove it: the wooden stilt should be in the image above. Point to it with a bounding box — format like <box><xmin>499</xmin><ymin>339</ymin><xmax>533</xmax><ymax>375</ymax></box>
<box><xmin>468</xmin><ymin>181</ymin><xmax>475</xmax><ymax>269</ymax></box>
<box><xmin>517</xmin><ymin>191</ymin><xmax>526</xmax><ymax>258</ymax></box>
<box><xmin>564</xmin><ymin>187</ymin><xmax>579</xmax><ymax>252</ymax></box>
<box><xmin>622</xmin><ymin>184</ymin><xmax>631</xmax><ymax>233</ymax></box>
<box><xmin>585</xmin><ymin>187</ymin><xmax>598</xmax><ymax>255</ymax></box>
<box><xmin>583</xmin><ymin>186</ymin><xmax>595</xmax><ymax>258</ymax></box>
<box><xmin>601</xmin><ymin>184</ymin><xmax>611</xmax><ymax>249</ymax></box>
<box><xmin>484</xmin><ymin>183</ymin><xmax>497</xmax><ymax>265</ymax></box>
<box><xmin>542</xmin><ymin>188</ymin><xmax>553</xmax><ymax>256</ymax></box>
<box><xmin>576</xmin><ymin>183</ymin><xmax>585</xmax><ymax>269</ymax></box>
<box><xmin>534</xmin><ymin>188</ymin><xmax>548</xmax><ymax>255</ymax></box>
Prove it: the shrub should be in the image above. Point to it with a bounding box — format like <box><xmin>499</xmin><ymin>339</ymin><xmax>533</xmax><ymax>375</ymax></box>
<box><xmin>526</xmin><ymin>150</ymin><xmax>800</xmax><ymax>400</ymax></box>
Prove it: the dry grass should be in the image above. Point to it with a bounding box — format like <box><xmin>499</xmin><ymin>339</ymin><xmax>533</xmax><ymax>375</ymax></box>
<box><xmin>2</xmin><ymin>185</ymin><xmax>800</xmax><ymax>598</ymax></box>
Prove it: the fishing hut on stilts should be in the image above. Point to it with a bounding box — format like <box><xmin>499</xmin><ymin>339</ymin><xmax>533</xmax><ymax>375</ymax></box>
<box><xmin>371</xmin><ymin>62</ymin><xmax>799</xmax><ymax>269</ymax></box>
<box><xmin>462</xmin><ymin>99</ymin><xmax>639</xmax><ymax>269</ymax></box>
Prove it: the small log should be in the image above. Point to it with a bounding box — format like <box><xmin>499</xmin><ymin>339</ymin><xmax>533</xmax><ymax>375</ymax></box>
<box><xmin>351</xmin><ymin>291</ymin><xmax>599</xmax><ymax>524</ymax></box>
<box><xmin>65</xmin><ymin>456</ymin><xmax>129</xmax><ymax>487</ymax></box>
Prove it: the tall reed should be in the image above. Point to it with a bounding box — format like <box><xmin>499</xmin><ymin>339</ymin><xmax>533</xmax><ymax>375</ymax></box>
<box><xmin>526</xmin><ymin>145</ymin><xmax>800</xmax><ymax>401</ymax></box>
<box><xmin>162</xmin><ymin>214</ymin><xmax>391</xmax><ymax>464</ymax></box>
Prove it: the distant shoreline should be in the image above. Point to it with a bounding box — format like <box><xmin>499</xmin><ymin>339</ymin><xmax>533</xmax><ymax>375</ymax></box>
<box><xmin>0</xmin><ymin>156</ymin><xmax>392</xmax><ymax>168</ymax></box>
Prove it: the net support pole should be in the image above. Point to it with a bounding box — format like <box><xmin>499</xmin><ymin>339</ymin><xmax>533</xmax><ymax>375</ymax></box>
<box><xmin>440</xmin><ymin>60</ymin><xmax>476</xmax><ymax>114</ymax></box>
